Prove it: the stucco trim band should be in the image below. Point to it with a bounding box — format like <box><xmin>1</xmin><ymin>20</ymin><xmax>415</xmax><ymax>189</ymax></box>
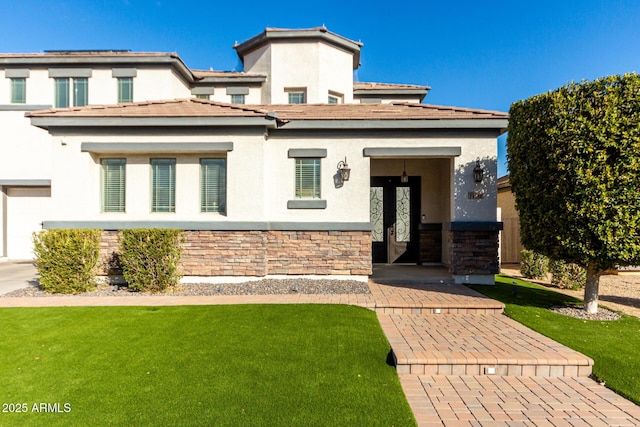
<box><xmin>43</xmin><ymin>221</ymin><xmax>372</xmax><ymax>231</ymax></box>
<box><xmin>287</xmin><ymin>200</ymin><xmax>327</xmax><ymax>209</ymax></box>
<box><xmin>80</xmin><ymin>142</ymin><xmax>234</xmax><ymax>153</ymax></box>
<box><xmin>363</xmin><ymin>147</ymin><xmax>462</xmax><ymax>157</ymax></box>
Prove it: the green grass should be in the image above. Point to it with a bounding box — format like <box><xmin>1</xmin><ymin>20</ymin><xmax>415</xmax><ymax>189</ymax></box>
<box><xmin>0</xmin><ymin>304</ymin><xmax>416</xmax><ymax>426</ymax></box>
<box><xmin>470</xmin><ymin>276</ymin><xmax>640</xmax><ymax>405</ymax></box>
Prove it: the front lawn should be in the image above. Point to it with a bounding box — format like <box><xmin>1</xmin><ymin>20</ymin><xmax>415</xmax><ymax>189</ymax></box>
<box><xmin>470</xmin><ymin>276</ymin><xmax>640</xmax><ymax>405</ymax></box>
<box><xmin>0</xmin><ymin>304</ymin><xmax>415</xmax><ymax>426</ymax></box>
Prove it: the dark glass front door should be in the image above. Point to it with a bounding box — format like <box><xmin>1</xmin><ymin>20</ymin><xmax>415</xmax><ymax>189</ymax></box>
<box><xmin>370</xmin><ymin>176</ymin><xmax>420</xmax><ymax>263</ymax></box>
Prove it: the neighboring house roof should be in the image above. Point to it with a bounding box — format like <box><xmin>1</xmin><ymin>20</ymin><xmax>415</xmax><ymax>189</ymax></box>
<box><xmin>234</xmin><ymin>27</ymin><xmax>363</xmax><ymax>69</ymax></box>
<box><xmin>497</xmin><ymin>175</ymin><xmax>511</xmax><ymax>190</ymax></box>
<box><xmin>27</xmin><ymin>99</ymin><xmax>508</xmax><ymax>131</ymax></box>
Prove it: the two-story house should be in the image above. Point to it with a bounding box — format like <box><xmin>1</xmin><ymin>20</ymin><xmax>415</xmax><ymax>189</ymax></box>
<box><xmin>1</xmin><ymin>27</ymin><xmax>507</xmax><ymax>284</ymax></box>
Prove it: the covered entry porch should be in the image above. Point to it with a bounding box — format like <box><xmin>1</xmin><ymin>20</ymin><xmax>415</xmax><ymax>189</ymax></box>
<box><xmin>367</xmin><ymin>148</ymin><xmax>456</xmax><ymax>269</ymax></box>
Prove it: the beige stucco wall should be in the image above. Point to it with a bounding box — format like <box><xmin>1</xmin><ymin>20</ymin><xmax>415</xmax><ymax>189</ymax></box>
<box><xmin>243</xmin><ymin>41</ymin><xmax>353</xmax><ymax>104</ymax></box>
<box><xmin>44</xmin><ymin>130</ymin><xmax>497</xmax><ymax>225</ymax></box>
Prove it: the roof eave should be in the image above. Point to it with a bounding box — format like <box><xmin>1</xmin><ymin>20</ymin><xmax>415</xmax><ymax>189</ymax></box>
<box><xmin>234</xmin><ymin>28</ymin><xmax>362</xmax><ymax>69</ymax></box>
<box><xmin>29</xmin><ymin>116</ymin><xmax>276</xmax><ymax>130</ymax></box>
<box><xmin>275</xmin><ymin>118</ymin><xmax>509</xmax><ymax>131</ymax></box>
<box><xmin>195</xmin><ymin>75</ymin><xmax>267</xmax><ymax>84</ymax></box>
<box><xmin>0</xmin><ymin>55</ymin><xmax>195</xmax><ymax>83</ymax></box>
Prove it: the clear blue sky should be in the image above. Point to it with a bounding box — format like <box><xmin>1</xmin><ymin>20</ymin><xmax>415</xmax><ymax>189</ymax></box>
<box><xmin>3</xmin><ymin>0</ymin><xmax>640</xmax><ymax>176</ymax></box>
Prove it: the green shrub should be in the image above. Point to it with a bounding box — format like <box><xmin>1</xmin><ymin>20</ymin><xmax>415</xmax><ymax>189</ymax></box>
<box><xmin>520</xmin><ymin>249</ymin><xmax>549</xmax><ymax>279</ymax></box>
<box><xmin>118</xmin><ymin>229</ymin><xmax>184</xmax><ymax>292</ymax></box>
<box><xmin>549</xmin><ymin>259</ymin><xmax>586</xmax><ymax>290</ymax></box>
<box><xmin>33</xmin><ymin>229</ymin><xmax>101</xmax><ymax>294</ymax></box>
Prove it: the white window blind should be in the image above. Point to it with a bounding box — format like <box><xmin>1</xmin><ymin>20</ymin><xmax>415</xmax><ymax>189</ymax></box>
<box><xmin>201</xmin><ymin>158</ymin><xmax>226</xmax><ymax>213</ymax></box>
<box><xmin>295</xmin><ymin>158</ymin><xmax>320</xmax><ymax>198</ymax></box>
<box><xmin>151</xmin><ymin>159</ymin><xmax>176</xmax><ymax>213</ymax></box>
<box><xmin>101</xmin><ymin>159</ymin><xmax>126</xmax><ymax>213</ymax></box>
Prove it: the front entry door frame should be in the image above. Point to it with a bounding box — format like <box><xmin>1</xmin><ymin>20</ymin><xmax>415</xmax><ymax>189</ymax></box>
<box><xmin>370</xmin><ymin>176</ymin><xmax>421</xmax><ymax>264</ymax></box>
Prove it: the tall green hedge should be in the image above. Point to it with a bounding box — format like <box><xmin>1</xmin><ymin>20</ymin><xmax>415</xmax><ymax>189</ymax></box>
<box><xmin>33</xmin><ymin>229</ymin><xmax>101</xmax><ymax>294</ymax></box>
<box><xmin>118</xmin><ymin>229</ymin><xmax>184</xmax><ymax>292</ymax></box>
<box><xmin>508</xmin><ymin>73</ymin><xmax>640</xmax><ymax>312</ymax></box>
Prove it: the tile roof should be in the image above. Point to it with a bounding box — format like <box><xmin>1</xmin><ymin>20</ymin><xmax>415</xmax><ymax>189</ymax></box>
<box><xmin>262</xmin><ymin>102</ymin><xmax>508</xmax><ymax>120</ymax></box>
<box><xmin>27</xmin><ymin>99</ymin><xmax>268</xmax><ymax>118</ymax></box>
<box><xmin>27</xmin><ymin>99</ymin><xmax>508</xmax><ymax>120</ymax></box>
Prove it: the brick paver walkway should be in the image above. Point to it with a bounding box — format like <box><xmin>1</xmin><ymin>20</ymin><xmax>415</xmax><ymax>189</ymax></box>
<box><xmin>1</xmin><ymin>279</ymin><xmax>638</xmax><ymax>426</ymax></box>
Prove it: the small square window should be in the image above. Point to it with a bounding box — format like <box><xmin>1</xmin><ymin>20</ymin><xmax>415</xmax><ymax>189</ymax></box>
<box><xmin>287</xmin><ymin>88</ymin><xmax>306</xmax><ymax>104</ymax></box>
<box><xmin>328</xmin><ymin>91</ymin><xmax>343</xmax><ymax>104</ymax></box>
<box><xmin>230</xmin><ymin>94</ymin><xmax>245</xmax><ymax>104</ymax></box>
<box><xmin>10</xmin><ymin>78</ymin><xmax>26</xmax><ymax>104</ymax></box>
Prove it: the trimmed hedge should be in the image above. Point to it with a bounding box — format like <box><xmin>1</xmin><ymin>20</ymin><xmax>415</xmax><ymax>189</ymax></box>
<box><xmin>118</xmin><ymin>229</ymin><xmax>184</xmax><ymax>293</ymax></box>
<box><xmin>33</xmin><ymin>229</ymin><xmax>101</xmax><ymax>294</ymax></box>
<box><xmin>520</xmin><ymin>249</ymin><xmax>548</xmax><ymax>279</ymax></box>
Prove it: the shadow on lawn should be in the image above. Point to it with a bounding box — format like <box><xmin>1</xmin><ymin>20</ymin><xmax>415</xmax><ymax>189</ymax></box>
<box><xmin>469</xmin><ymin>276</ymin><xmax>583</xmax><ymax>309</ymax></box>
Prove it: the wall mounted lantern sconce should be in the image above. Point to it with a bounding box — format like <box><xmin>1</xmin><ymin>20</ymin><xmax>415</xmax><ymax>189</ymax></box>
<box><xmin>337</xmin><ymin>157</ymin><xmax>351</xmax><ymax>181</ymax></box>
<box><xmin>401</xmin><ymin>160</ymin><xmax>409</xmax><ymax>183</ymax></box>
<box><xmin>473</xmin><ymin>158</ymin><xmax>484</xmax><ymax>183</ymax></box>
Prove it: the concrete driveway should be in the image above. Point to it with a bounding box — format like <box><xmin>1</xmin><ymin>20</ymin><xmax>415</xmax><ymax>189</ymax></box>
<box><xmin>0</xmin><ymin>260</ymin><xmax>38</xmax><ymax>295</ymax></box>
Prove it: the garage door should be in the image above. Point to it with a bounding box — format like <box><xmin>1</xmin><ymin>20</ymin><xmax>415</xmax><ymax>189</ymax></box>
<box><xmin>6</xmin><ymin>187</ymin><xmax>51</xmax><ymax>260</ymax></box>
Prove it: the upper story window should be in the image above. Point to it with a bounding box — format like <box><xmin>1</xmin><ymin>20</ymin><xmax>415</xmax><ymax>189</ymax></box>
<box><xmin>200</xmin><ymin>158</ymin><xmax>226</xmax><ymax>213</ymax></box>
<box><xmin>328</xmin><ymin>91</ymin><xmax>343</xmax><ymax>104</ymax></box>
<box><xmin>151</xmin><ymin>158</ymin><xmax>176</xmax><ymax>213</ymax></box>
<box><xmin>195</xmin><ymin>94</ymin><xmax>210</xmax><ymax>100</ymax></box>
<box><xmin>117</xmin><ymin>77</ymin><xmax>133</xmax><ymax>103</ymax></box>
<box><xmin>101</xmin><ymin>158</ymin><xmax>126</xmax><ymax>213</ymax></box>
<box><xmin>286</xmin><ymin>88</ymin><xmax>306</xmax><ymax>104</ymax></box>
<box><xmin>10</xmin><ymin>78</ymin><xmax>26</xmax><ymax>104</ymax></box>
<box><xmin>230</xmin><ymin>94</ymin><xmax>245</xmax><ymax>104</ymax></box>
<box><xmin>54</xmin><ymin>77</ymin><xmax>88</xmax><ymax>108</ymax></box>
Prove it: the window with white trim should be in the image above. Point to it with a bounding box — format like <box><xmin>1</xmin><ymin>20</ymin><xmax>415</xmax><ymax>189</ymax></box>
<box><xmin>101</xmin><ymin>159</ymin><xmax>126</xmax><ymax>213</ymax></box>
<box><xmin>200</xmin><ymin>158</ymin><xmax>226</xmax><ymax>213</ymax></box>
<box><xmin>286</xmin><ymin>88</ymin><xmax>306</xmax><ymax>104</ymax></box>
<box><xmin>328</xmin><ymin>91</ymin><xmax>343</xmax><ymax>104</ymax></box>
<box><xmin>10</xmin><ymin>78</ymin><xmax>26</xmax><ymax>104</ymax></box>
<box><xmin>295</xmin><ymin>158</ymin><xmax>321</xmax><ymax>198</ymax></box>
<box><xmin>117</xmin><ymin>77</ymin><xmax>133</xmax><ymax>103</ymax></box>
<box><xmin>151</xmin><ymin>158</ymin><xmax>176</xmax><ymax>213</ymax></box>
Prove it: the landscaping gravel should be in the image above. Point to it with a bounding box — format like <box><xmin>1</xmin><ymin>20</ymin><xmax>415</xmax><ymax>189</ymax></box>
<box><xmin>2</xmin><ymin>278</ymin><xmax>370</xmax><ymax>297</ymax></box>
<box><xmin>549</xmin><ymin>305</ymin><xmax>621</xmax><ymax>321</ymax></box>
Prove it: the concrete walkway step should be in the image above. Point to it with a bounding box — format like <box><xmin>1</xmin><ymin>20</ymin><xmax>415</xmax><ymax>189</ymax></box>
<box><xmin>369</xmin><ymin>282</ymin><xmax>504</xmax><ymax>315</ymax></box>
<box><xmin>379</xmin><ymin>313</ymin><xmax>593</xmax><ymax>377</ymax></box>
